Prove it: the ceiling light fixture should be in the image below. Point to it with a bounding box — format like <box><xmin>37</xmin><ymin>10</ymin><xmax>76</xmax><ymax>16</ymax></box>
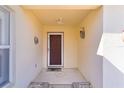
<box><xmin>56</xmin><ymin>17</ymin><xmax>64</xmax><ymax>25</ymax></box>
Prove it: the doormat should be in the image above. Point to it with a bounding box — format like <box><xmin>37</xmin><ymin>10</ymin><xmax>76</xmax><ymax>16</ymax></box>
<box><xmin>47</xmin><ymin>68</ymin><xmax>62</xmax><ymax>72</ymax></box>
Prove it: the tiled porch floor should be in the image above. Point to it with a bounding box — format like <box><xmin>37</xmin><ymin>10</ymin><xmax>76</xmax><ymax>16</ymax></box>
<box><xmin>32</xmin><ymin>68</ymin><xmax>86</xmax><ymax>84</ymax></box>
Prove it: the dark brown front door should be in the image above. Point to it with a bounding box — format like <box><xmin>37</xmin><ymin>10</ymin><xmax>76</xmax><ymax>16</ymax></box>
<box><xmin>49</xmin><ymin>35</ymin><xmax>61</xmax><ymax>65</ymax></box>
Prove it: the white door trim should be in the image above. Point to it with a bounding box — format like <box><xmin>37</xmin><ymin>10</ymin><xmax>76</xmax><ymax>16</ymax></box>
<box><xmin>47</xmin><ymin>32</ymin><xmax>64</xmax><ymax>68</ymax></box>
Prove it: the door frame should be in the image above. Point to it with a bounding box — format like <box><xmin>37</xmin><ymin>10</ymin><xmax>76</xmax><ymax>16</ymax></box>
<box><xmin>47</xmin><ymin>32</ymin><xmax>64</xmax><ymax>68</ymax></box>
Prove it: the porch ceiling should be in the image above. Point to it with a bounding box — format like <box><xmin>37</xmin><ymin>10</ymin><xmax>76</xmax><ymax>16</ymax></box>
<box><xmin>22</xmin><ymin>5</ymin><xmax>101</xmax><ymax>26</ymax></box>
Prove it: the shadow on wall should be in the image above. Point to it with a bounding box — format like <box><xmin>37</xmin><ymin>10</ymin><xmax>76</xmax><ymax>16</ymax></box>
<box><xmin>103</xmin><ymin>57</ymin><xmax>124</xmax><ymax>88</ymax></box>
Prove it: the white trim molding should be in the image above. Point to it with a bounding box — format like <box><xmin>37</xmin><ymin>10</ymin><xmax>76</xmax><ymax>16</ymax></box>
<box><xmin>0</xmin><ymin>6</ymin><xmax>15</xmax><ymax>88</ymax></box>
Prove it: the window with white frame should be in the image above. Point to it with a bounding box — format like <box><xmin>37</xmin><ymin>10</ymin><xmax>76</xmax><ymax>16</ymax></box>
<box><xmin>0</xmin><ymin>6</ymin><xmax>10</xmax><ymax>87</ymax></box>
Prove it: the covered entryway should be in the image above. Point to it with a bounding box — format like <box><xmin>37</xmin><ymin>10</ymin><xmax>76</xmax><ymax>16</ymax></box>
<box><xmin>0</xmin><ymin>5</ymin><xmax>103</xmax><ymax>88</ymax></box>
<box><xmin>23</xmin><ymin>5</ymin><xmax>103</xmax><ymax>88</ymax></box>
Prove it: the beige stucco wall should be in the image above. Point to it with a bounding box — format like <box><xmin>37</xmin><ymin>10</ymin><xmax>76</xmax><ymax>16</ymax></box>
<box><xmin>9</xmin><ymin>6</ymin><xmax>43</xmax><ymax>87</ymax></box>
<box><xmin>77</xmin><ymin>7</ymin><xmax>103</xmax><ymax>88</ymax></box>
